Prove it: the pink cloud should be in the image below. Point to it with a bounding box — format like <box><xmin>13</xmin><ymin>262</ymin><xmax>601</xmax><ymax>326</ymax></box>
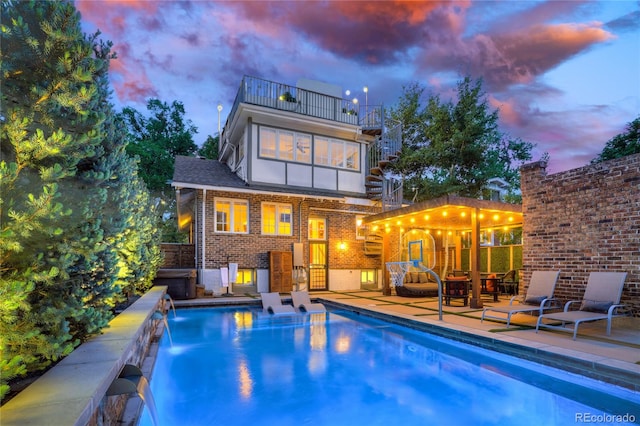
<box><xmin>424</xmin><ymin>22</ymin><xmax>613</xmax><ymax>91</ymax></box>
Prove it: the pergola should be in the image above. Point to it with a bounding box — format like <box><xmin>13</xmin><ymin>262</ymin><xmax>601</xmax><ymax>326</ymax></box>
<box><xmin>363</xmin><ymin>195</ymin><xmax>523</xmax><ymax>308</ymax></box>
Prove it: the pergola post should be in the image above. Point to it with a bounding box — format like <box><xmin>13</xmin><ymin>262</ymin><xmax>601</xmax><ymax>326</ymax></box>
<box><xmin>470</xmin><ymin>207</ymin><xmax>483</xmax><ymax>308</ymax></box>
<box><xmin>381</xmin><ymin>230</ymin><xmax>391</xmax><ymax>295</ymax></box>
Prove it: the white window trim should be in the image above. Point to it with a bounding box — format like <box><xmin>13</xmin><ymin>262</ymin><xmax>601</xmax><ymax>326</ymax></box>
<box><xmin>261</xmin><ymin>202</ymin><xmax>293</xmax><ymax>236</ymax></box>
<box><xmin>259</xmin><ymin>126</ymin><xmax>312</xmax><ymax>164</ymax></box>
<box><xmin>313</xmin><ymin>135</ymin><xmax>360</xmax><ymax>171</ymax></box>
<box><xmin>214</xmin><ymin>197</ymin><xmax>249</xmax><ymax>234</ymax></box>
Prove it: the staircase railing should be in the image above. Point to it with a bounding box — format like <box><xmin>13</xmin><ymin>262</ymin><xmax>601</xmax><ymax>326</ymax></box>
<box><xmin>366</xmin><ymin>120</ymin><xmax>403</xmax><ymax>211</ymax></box>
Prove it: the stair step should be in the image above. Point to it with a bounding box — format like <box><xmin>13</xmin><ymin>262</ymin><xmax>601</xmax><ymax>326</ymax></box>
<box><xmin>366</xmin><ymin>174</ymin><xmax>383</xmax><ymax>182</ymax></box>
<box><xmin>365</xmin><ymin>182</ymin><xmax>382</xmax><ymax>188</ymax></box>
<box><xmin>369</xmin><ymin>167</ymin><xmax>383</xmax><ymax>176</ymax></box>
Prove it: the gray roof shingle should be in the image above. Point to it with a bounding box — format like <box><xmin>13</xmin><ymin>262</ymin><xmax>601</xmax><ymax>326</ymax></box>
<box><xmin>172</xmin><ymin>155</ymin><xmax>352</xmax><ymax>198</ymax></box>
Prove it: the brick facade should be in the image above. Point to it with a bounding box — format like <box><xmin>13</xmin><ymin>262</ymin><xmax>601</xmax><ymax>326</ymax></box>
<box><xmin>195</xmin><ymin>189</ymin><xmax>380</xmax><ymax>272</ymax></box>
<box><xmin>520</xmin><ymin>153</ymin><xmax>640</xmax><ymax>311</ymax></box>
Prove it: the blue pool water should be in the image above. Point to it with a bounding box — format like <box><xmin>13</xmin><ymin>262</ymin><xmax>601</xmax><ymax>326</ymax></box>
<box><xmin>139</xmin><ymin>307</ymin><xmax>640</xmax><ymax>426</ymax></box>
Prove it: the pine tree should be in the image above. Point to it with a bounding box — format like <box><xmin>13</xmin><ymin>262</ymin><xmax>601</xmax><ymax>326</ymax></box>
<box><xmin>0</xmin><ymin>0</ymin><xmax>161</xmax><ymax>400</ymax></box>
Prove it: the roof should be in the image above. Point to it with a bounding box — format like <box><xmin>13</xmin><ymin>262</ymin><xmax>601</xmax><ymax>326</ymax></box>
<box><xmin>172</xmin><ymin>155</ymin><xmax>358</xmax><ymax>199</ymax></box>
<box><xmin>364</xmin><ymin>195</ymin><xmax>522</xmax><ymax>231</ymax></box>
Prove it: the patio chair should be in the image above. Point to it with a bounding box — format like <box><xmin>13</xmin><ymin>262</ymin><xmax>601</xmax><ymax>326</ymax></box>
<box><xmin>260</xmin><ymin>292</ymin><xmax>296</xmax><ymax>315</ymax></box>
<box><xmin>481</xmin><ymin>270</ymin><xmax>560</xmax><ymax>327</ymax></box>
<box><xmin>499</xmin><ymin>270</ymin><xmax>518</xmax><ymax>295</ymax></box>
<box><xmin>536</xmin><ymin>272</ymin><xmax>628</xmax><ymax>340</ymax></box>
<box><xmin>291</xmin><ymin>291</ymin><xmax>326</xmax><ymax>313</ymax></box>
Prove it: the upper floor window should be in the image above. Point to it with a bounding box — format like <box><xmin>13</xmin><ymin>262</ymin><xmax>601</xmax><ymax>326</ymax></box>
<box><xmin>259</xmin><ymin>127</ymin><xmax>312</xmax><ymax>164</ymax></box>
<box><xmin>215</xmin><ymin>198</ymin><xmax>249</xmax><ymax>234</ymax></box>
<box><xmin>262</xmin><ymin>202</ymin><xmax>292</xmax><ymax>236</ymax></box>
<box><xmin>314</xmin><ymin>136</ymin><xmax>359</xmax><ymax>171</ymax></box>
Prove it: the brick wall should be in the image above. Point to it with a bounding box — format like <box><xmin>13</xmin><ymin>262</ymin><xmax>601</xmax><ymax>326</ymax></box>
<box><xmin>197</xmin><ymin>190</ymin><xmax>380</xmax><ymax>271</ymax></box>
<box><xmin>520</xmin><ymin>153</ymin><xmax>640</xmax><ymax>310</ymax></box>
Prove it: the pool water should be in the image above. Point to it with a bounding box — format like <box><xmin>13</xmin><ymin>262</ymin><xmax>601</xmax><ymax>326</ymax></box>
<box><xmin>139</xmin><ymin>307</ymin><xmax>640</xmax><ymax>426</ymax></box>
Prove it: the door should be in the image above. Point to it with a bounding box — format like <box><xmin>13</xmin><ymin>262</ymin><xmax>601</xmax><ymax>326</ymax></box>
<box><xmin>309</xmin><ymin>242</ymin><xmax>327</xmax><ymax>290</ymax></box>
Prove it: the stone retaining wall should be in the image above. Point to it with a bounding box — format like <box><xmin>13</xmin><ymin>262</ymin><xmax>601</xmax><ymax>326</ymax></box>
<box><xmin>0</xmin><ymin>286</ymin><xmax>167</xmax><ymax>425</ymax></box>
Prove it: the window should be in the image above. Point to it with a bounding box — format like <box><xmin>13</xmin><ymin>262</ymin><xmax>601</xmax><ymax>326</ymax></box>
<box><xmin>234</xmin><ymin>269</ymin><xmax>254</xmax><ymax>285</ymax></box>
<box><xmin>361</xmin><ymin>270</ymin><xmax>377</xmax><ymax>285</ymax></box>
<box><xmin>313</xmin><ymin>136</ymin><xmax>359</xmax><ymax>170</ymax></box>
<box><xmin>259</xmin><ymin>126</ymin><xmax>311</xmax><ymax>163</ymax></box>
<box><xmin>262</xmin><ymin>202</ymin><xmax>292</xmax><ymax>236</ymax></box>
<box><xmin>345</xmin><ymin>142</ymin><xmax>359</xmax><ymax>170</ymax></box>
<box><xmin>355</xmin><ymin>215</ymin><xmax>366</xmax><ymax>240</ymax></box>
<box><xmin>295</xmin><ymin>134</ymin><xmax>311</xmax><ymax>163</ymax></box>
<box><xmin>279</xmin><ymin>131</ymin><xmax>294</xmax><ymax>161</ymax></box>
<box><xmin>314</xmin><ymin>137</ymin><xmax>330</xmax><ymax>166</ymax></box>
<box><xmin>215</xmin><ymin>198</ymin><xmax>248</xmax><ymax>233</ymax></box>
<box><xmin>308</xmin><ymin>217</ymin><xmax>326</xmax><ymax>240</ymax></box>
<box><xmin>259</xmin><ymin>128</ymin><xmax>277</xmax><ymax>158</ymax></box>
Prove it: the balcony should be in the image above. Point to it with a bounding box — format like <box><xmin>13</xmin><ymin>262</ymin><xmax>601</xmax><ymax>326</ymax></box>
<box><xmin>225</xmin><ymin>76</ymin><xmax>383</xmax><ymax>132</ymax></box>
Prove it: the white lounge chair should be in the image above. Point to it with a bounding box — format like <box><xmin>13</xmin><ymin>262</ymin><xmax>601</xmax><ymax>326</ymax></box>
<box><xmin>536</xmin><ymin>272</ymin><xmax>628</xmax><ymax>340</ymax></box>
<box><xmin>261</xmin><ymin>292</ymin><xmax>296</xmax><ymax>315</ymax></box>
<box><xmin>291</xmin><ymin>291</ymin><xmax>326</xmax><ymax>313</ymax></box>
<box><xmin>481</xmin><ymin>270</ymin><xmax>560</xmax><ymax>327</ymax></box>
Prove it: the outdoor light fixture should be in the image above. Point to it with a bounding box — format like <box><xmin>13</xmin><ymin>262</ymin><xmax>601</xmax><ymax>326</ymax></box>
<box><xmin>363</xmin><ymin>86</ymin><xmax>368</xmax><ymax>113</ymax></box>
<box><xmin>217</xmin><ymin>103</ymin><xmax>223</xmax><ymax>135</ymax></box>
<box><xmin>339</xmin><ymin>240</ymin><xmax>347</xmax><ymax>251</ymax></box>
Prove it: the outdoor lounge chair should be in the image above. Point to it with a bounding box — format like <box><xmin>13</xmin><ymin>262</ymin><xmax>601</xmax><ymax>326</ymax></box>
<box><xmin>260</xmin><ymin>292</ymin><xmax>296</xmax><ymax>315</ymax></box>
<box><xmin>535</xmin><ymin>272</ymin><xmax>628</xmax><ymax>340</ymax></box>
<box><xmin>481</xmin><ymin>270</ymin><xmax>560</xmax><ymax>327</ymax></box>
<box><xmin>291</xmin><ymin>291</ymin><xmax>326</xmax><ymax>313</ymax></box>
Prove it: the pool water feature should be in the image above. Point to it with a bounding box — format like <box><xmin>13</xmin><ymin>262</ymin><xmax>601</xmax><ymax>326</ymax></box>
<box><xmin>139</xmin><ymin>308</ymin><xmax>639</xmax><ymax>426</ymax></box>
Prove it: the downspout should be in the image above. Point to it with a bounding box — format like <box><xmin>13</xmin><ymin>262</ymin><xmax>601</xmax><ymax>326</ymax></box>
<box><xmin>201</xmin><ymin>189</ymin><xmax>207</xmax><ymax>277</ymax></box>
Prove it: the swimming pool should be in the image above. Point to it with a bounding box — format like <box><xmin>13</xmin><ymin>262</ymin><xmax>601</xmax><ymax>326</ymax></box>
<box><xmin>139</xmin><ymin>307</ymin><xmax>640</xmax><ymax>426</ymax></box>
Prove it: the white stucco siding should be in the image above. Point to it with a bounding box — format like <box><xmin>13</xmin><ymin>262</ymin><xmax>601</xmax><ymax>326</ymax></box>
<box><xmin>313</xmin><ymin>168</ymin><xmax>337</xmax><ymax>190</ymax></box>
<box><xmin>337</xmin><ymin>170</ymin><xmax>365</xmax><ymax>194</ymax></box>
<box><xmin>253</xmin><ymin>158</ymin><xmax>286</xmax><ymax>184</ymax></box>
<box><xmin>287</xmin><ymin>163</ymin><xmax>313</xmax><ymax>187</ymax></box>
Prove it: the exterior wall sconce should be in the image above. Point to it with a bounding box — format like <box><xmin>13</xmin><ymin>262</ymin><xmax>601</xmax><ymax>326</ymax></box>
<box><xmin>338</xmin><ymin>241</ymin><xmax>347</xmax><ymax>251</ymax></box>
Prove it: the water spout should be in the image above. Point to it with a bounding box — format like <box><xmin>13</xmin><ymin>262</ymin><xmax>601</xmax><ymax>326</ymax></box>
<box><xmin>107</xmin><ymin>364</ymin><xmax>160</xmax><ymax>426</ymax></box>
<box><xmin>152</xmin><ymin>310</ymin><xmax>173</xmax><ymax>347</ymax></box>
<box><xmin>163</xmin><ymin>293</ymin><xmax>176</xmax><ymax>318</ymax></box>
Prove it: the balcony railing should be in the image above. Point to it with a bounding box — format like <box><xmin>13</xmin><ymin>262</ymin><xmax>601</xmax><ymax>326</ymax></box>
<box><xmin>224</xmin><ymin>76</ymin><xmax>383</xmax><ymax>132</ymax></box>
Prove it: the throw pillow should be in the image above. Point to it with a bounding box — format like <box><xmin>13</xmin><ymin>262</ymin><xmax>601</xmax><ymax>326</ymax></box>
<box><xmin>580</xmin><ymin>299</ymin><xmax>614</xmax><ymax>313</ymax></box>
<box><xmin>524</xmin><ymin>296</ymin><xmax>547</xmax><ymax>305</ymax></box>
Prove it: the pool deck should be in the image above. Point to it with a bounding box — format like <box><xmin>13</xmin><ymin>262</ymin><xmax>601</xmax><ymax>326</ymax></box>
<box><xmin>174</xmin><ymin>290</ymin><xmax>640</xmax><ymax>392</ymax></box>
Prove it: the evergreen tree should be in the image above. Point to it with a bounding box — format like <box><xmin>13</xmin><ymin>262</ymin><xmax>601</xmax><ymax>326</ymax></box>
<box><xmin>390</xmin><ymin>77</ymin><xmax>533</xmax><ymax>201</ymax></box>
<box><xmin>198</xmin><ymin>134</ymin><xmax>219</xmax><ymax>160</ymax></box>
<box><xmin>0</xmin><ymin>0</ymin><xmax>161</xmax><ymax>400</ymax></box>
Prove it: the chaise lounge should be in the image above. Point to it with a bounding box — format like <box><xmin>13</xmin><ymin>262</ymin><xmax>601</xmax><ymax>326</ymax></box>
<box><xmin>291</xmin><ymin>291</ymin><xmax>326</xmax><ymax>313</ymax></box>
<box><xmin>535</xmin><ymin>271</ymin><xmax>628</xmax><ymax>340</ymax></box>
<box><xmin>260</xmin><ymin>292</ymin><xmax>296</xmax><ymax>315</ymax></box>
<box><xmin>481</xmin><ymin>270</ymin><xmax>560</xmax><ymax>327</ymax></box>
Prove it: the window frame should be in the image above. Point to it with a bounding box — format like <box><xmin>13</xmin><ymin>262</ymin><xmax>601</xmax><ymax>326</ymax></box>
<box><xmin>259</xmin><ymin>126</ymin><xmax>312</xmax><ymax>164</ymax></box>
<box><xmin>261</xmin><ymin>202</ymin><xmax>293</xmax><ymax>236</ymax></box>
<box><xmin>214</xmin><ymin>197</ymin><xmax>249</xmax><ymax>234</ymax></box>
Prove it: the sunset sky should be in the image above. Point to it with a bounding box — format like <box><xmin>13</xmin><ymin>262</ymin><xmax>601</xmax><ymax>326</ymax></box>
<box><xmin>76</xmin><ymin>0</ymin><xmax>639</xmax><ymax>173</ymax></box>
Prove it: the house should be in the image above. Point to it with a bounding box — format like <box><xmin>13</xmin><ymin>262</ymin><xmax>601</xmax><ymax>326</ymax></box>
<box><xmin>172</xmin><ymin>76</ymin><xmax>402</xmax><ymax>295</ymax></box>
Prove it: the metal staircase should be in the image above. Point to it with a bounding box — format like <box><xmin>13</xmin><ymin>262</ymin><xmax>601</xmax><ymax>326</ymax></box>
<box><xmin>365</xmin><ymin>120</ymin><xmax>403</xmax><ymax>211</ymax></box>
<box><xmin>360</xmin><ymin>112</ymin><xmax>404</xmax><ymax>257</ymax></box>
